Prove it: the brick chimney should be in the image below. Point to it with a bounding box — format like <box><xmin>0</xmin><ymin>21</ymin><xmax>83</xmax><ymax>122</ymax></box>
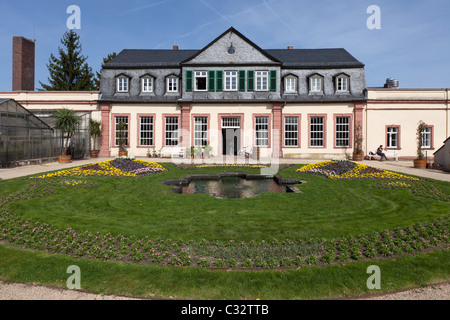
<box><xmin>173</xmin><ymin>45</ymin><xmax>179</xmax><ymax>50</ymax></box>
<box><xmin>12</xmin><ymin>36</ymin><xmax>35</xmax><ymax>91</ymax></box>
<box><xmin>287</xmin><ymin>46</ymin><xmax>294</xmax><ymax>49</ymax></box>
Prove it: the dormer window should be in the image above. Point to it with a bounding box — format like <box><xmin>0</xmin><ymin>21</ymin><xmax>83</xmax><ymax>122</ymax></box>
<box><xmin>141</xmin><ymin>76</ymin><xmax>153</xmax><ymax>93</ymax></box>
<box><xmin>194</xmin><ymin>71</ymin><xmax>208</xmax><ymax>91</ymax></box>
<box><xmin>336</xmin><ymin>74</ymin><xmax>349</xmax><ymax>92</ymax></box>
<box><xmin>116</xmin><ymin>76</ymin><xmax>129</xmax><ymax>93</ymax></box>
<box><xmin>309</xmin><ymin>74</ymin><xmax>323</xmax><ymax>93</ymax></box>
<box><xmin>284</xmin><ymin>76</ymin><xmax>297</xmax><ymax>93</ymax></box>
<box><xmin>166</xmin><ymin>76</ymin><xmax>179</xmax><ymax>93</ymax></box>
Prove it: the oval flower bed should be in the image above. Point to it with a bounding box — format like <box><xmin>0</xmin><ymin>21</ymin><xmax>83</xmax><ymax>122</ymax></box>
<box><xmin>29</xmin><ymin>158</ymin><xmax>167</xmax><ymax>179</ymax></box>
<box><xmin>297</xmin><ymin>160</ymin><xmax>420</xmax><ymax>181</ymax></box>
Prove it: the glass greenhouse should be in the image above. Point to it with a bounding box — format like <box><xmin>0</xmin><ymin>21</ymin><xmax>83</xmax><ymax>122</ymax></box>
<box><xmin>0</xmin><ymin>99</ymin><xmax>59</xmax><ymax>167</ymax></box>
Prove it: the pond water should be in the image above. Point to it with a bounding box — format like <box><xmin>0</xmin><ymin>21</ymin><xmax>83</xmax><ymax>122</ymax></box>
<box><xmin>181</xmin><ymin>176</ymin><xmax>287</xmax><ymax>199</ymax></box>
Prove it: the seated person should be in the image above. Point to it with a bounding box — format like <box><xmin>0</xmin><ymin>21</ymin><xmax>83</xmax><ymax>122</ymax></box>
<box><xmin>376</xmin><ymin>145</ymin><xmax>388</xmax><ymax>161</ymax></box>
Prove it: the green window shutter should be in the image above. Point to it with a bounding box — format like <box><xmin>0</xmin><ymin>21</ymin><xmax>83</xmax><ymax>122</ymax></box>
<box><xmin>270</xmin><ymin>70</ymin><xmax>277</xmax><ymax>91</ymax></box>
<box><xmin>239</xmin><ymin>70</ymin><xmax>246</xmax><ymax>91</ymax></box>
<box><xmin>208</xmin><ymin>70</ymin><xmax>215</xmax><ymax>91</ymax></box>
<box><xmin>216</xmin><ymin>70</ymin><xmax>223</xmax><ymax>92</ymax></box>
<box><xmin>247</xmin><ymin>70</ymin><xmax>254</xmax><ymax>91</ymax></box>
<box><xmin>186</xmin><ymin>70</ymin><xmax>192</xmax><ymax>92</ymax></box>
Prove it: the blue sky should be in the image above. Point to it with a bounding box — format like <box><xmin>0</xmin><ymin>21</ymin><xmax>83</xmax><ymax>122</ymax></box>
<box><xmin>0</xmin><ymin>0</ymin><xmax>449</xmax><ymax>91</ymax></box>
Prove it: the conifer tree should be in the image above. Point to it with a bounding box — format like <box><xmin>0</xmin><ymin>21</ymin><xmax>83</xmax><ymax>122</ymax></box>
<box><xmin>39</xmin><ymin>30</ymin><xmax>95</xmax><ymax>91</ymax></box>
<box><xmin>93</xmin><ymin>52</ymin><xmax>117</xmax><ymax>90</ymax></box>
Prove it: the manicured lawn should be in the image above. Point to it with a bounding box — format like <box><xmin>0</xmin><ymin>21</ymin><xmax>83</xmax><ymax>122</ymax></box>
<box><xmin>6</xmin><ymin>163</ymin><xmax>450</xmax><ymax>241</ymax></box>
<box><xmin>0</xmin><ymin>159</ymin><xmax>448</xmax><ymax>299</ymax></box>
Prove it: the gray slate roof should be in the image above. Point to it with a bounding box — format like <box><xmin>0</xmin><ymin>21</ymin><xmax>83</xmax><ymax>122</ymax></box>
<box><xmin>104</xmin><ymin>48</ymin><xmax>364</xmax><ymax>69</ymax></box>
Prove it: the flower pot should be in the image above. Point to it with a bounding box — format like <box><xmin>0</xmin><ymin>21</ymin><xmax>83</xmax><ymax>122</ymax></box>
<box><xmin>58</xmin><ymin>155</ymin><xmax>71</xmax><ymax>163</ymax></box>
<box><xmin>90</xmin><ymin>150</ymin><xmax>99</xmax><ymax>158</ymax></box>
<box><xmin>413</xmin><ymin>159</ymin><xmax>426</xmax><ymax>168</ymax></box>
<box><xmin>352</xmin><ymin>153</ymin><xmax>364</xmax><ymax>161</ymax></box>
<box><xmin>118</xmin><ymin>150</ymin><xmax>128</xmax><ymax>157</ymax></box>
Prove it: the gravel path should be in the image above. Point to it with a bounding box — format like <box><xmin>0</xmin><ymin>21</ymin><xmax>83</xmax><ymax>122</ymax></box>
<box><xmin>0</xmin><ymin>280</ymin><xmax>448</xmax><ymax>300</ymax></box>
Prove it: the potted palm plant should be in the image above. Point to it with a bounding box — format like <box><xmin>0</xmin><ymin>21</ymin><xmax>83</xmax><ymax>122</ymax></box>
<box><xmin>413</xmin><ymin>120</ymin><xmax>428</xmax><ymax>168</ymax></box>
<box><xmin>116</xmin><ymin>121</ymin><xmax>128</xmax><ymax>157</ymax></box>
<box><xmin>52</xmin><ymin>108</ymin><xmax>80</xmax><ymax>163</ymax></box>
<box><xmin>352</xmin><ymin>123</ymin><xmax>364</xmax><ymax>161</ymax></box>
<box><xmin>88</xmin><ymin>119</ymin><xmax>102</xmax><ymax>158</ymax></box>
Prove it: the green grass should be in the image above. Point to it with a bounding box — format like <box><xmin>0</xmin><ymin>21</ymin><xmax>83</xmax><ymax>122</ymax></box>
<box><xmin>0</xmin><ymin>244</ymin><xmax>448</xmax><ymax>299</ymax></box>
<box><xmin>6</xmin><ymin>163</ymin><xmax>449</xmax><ymax>241</ymax></box>
<box><xmin>0</xmin><ymin>161</ymin><xmax>449</xmax><ymax>299</ymax></box>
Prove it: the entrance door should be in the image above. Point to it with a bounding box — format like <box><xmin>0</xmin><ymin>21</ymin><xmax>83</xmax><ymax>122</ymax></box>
<box><xmin>222</xmin><ymin>128</ymin><xmax>241</xmax><ymax>155</ymax></box>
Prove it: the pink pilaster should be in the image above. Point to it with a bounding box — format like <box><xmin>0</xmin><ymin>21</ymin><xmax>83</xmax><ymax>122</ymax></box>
<box><xmin>354</xmin><ymin>102</ymin><xmax>364</xmax><ymax>154</ymax></box>
<box><xmin>181</xmin><ymin>103</ymin><xmax>191</xmax><ymax>147</ymax></box>
<box><xmin>98</xmin><ymin>103</ymin><xmax>111</xmax><ymax>157</ymax></box>
<box><xmin>272</xmin><ymin>103</ymin><xmax>283</xmax><ymax>158</ymax></box>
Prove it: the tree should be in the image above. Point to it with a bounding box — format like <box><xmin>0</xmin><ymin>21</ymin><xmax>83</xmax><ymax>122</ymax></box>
<box><xmin>94</xmin><ymin>52</ymin><xmax>117</xmax><ymax>90</ymax></box>
<box><xmin>52</xmin><ymin>109</ymin><xmax>81</xmax><ymax>156</ymax></box>
<box><xmin>39</xmin><ymin>30</ymin><xmax>95</xmax><ymax>91</ymax></box>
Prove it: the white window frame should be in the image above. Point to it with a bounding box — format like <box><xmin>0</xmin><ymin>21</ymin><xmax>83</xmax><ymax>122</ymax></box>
<box><xmin>284</xmin><ymin>77</ymin><xmax>297</xmax><ymax>93</ymax></box>
<box><xmin>116</xmin><ymin>77</ymin><xmax>129</xmax><ymax>93</ymax></box>
<box><xmin>310</xmin><ymin>76</ymin><xmax>322</xmax><ymax>93</ymax></box>
<box><xmin>194</xmin><ymin>71</ymin><xmax>208</xmax><ymax>91</ymax></box>
<box><xmin>255</xmin><ymin>116</ymin><xmax>269</xmax><ymax>147</ymax></box>
<box><xmin>224</xmin><ymin>71</ymin><xmax>238</xmax><ymax>91</ymax></box>
<box><xmin>141</xmin><ymin>77</ymin><xmax>153</xmax><ymax>93</ymax></box>
<box><xmin>310</xmin><ymin>116</ymin><xmax>324</xmax><ymax>147</ymax></box>
<box><xmin>115</xmin><ymin>116</ymin><xmax>129</xmax><ymax>146</ymax></box>
<box><xmin>284</xmin><ymin>116</ymin><xmax>298</xmax><ymax>147</ymax></box>
<box><xmin>421</xmin><ymin>127</ymin><xmax>432</xmax><ymax>148</ymax></box>
<box><xmin>165</xmin><ymin>116</ymin><xmax>179</xmax><ymax>146</ymax></box>
<box><xmin>140</xmin><ymin>116</ymin><xmax>154</xmax><ymax>146</ymax></box>
<box><xmin>166</xmin><ymin>77</ymin><xmax>178</xmax><ymax>93</ymax></box>
<box><xmin>387</xmin><ymin>127</ymin><xmax>398</xmax><ymax>149</ymax></box>
<box><xmin>335</xmin><ymin>116</ymin><xmax>350</xmax><ymax>147</ymax></box>
<box><xmin>194</xmin><ymin>117</ymin><xmax>208</xmax><ymax>147</ymax></box>
<box><xmin>255</xmin><ymin>71</ymin><xmax>269</xmax><ymax>91</ymax></box>
<box><xmin>336</xmin><ymin>76</ymin><xmax>349</xmax><ymax>92</ymax></box>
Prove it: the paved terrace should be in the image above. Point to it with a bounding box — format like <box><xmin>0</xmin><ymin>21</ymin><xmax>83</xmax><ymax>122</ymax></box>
<box><xmin>0</xmin><ymin>157</ymin><xmax>449</xmax><ymax>182</ymax></box>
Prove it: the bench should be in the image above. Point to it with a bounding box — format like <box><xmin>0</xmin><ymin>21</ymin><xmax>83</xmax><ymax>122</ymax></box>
<box><xmin>159</xmin><ymin>147</ymin><xmax>186</xmax><ymax>158</ymax></box>
<box><xmin>368</xmin><ymin>149</ymin><xmax>398</xmax><ymax>161</ymax></box>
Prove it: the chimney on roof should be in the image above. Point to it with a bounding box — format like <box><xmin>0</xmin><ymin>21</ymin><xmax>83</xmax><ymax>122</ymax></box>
<box><xmin>12</xmin><ymin>36</ymin><xmax>35</xmax><ymax>91</ymax></box>
<box><xmin>287</xmin><ymin>46</ymin><xmax>294</xmax><ymax>49</ymax></box>
<box><xmin>173</xmin><ymin>45</ymin><xmax>179</xmax><ymax>50</ymax></box>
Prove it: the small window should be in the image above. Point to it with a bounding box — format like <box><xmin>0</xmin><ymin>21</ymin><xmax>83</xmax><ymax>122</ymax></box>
<box><xmin>224</xmin><ymin>71</ymin><xmax>238</xmax><ymax>91</ymax></box>
<box><xmin>285</xmin><ymin>77</ymin><xmax>297</xmax><ymax>93</ymax></box>
<box><xmin>194</xmin><ymin>71</ymin><xmax>207</xmax><ymax>91</ymax></box>
<box><xmin>167</xmin><ymin>77</ymin><xmax>178</xmax><ymax>93</ymax></box>
<box><xmin>336</xmin><ymin>75</ymin><xmax>349</xmax><ymax>92</ymax></box>
<box><xmin>255</xmin><ymin>71</ymin><xmax>269</xmax><ymax>91</ymax></box>
<box><xmin>310</xmin><ymin>75</ymin><xmax>323</xmax><ymax>93</ymax></box>
<box><xmin>116</xmin><ymin>77</ymin><xmax>129</xmax><ymax>93</ymax></box>
<box><xmin>387</xmin><ymin>127</ymin><xmax>399</xmax><ymax>149</ymax></box>
<box><xmin>141</xmin><ymin>77</ymin><xmax>153</xmax><ymax>93</ymax></box>
<box><xmin>421</xmin><ymin>127</ymin><xmax>432</xmax><ymax>148</ymax></box>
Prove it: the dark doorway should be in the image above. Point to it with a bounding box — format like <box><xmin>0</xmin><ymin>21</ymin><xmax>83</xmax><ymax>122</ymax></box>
<box><xmin>222</xmin><ymin>128</ymin><xmax>240</xmax><ymax>155</ymax></box>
